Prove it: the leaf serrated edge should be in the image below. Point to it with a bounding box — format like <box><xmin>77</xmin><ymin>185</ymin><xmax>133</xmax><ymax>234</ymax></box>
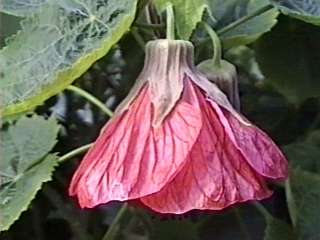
<box><xmin>221</xmin><ymin>8</ymin><xmax>279</xmax><ymax>49</ymax></box>
<box><xmin>271</xmin><ymin>2</ymin><xmax>320</xmax><ymax>26</ymax></box>
<box><xmin>2</xmin><ymin>0</ymin><xmax>138</xmax><ymax>118</ymax></box>
<box><xmin>0</xmin><ymin>0</ymin><xmax>50</xmax><ymax>17</ymax></box>
<box><xmin>0</xmin><ymin>154</ymin><xmax>59</xmax><ymax>232</ymax></box>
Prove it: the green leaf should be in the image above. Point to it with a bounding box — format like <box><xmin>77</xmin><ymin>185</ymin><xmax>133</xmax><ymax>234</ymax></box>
<box><xmin>255</xmin><ymin>17</ymin><xmax>320</xmax><ymax>104</ymax></box>
<box><xmin>1</xmin><ymin>0</ymin><xmax>138</xmax><ymax>118</ymax></box>
<box><xmin>0</xmin><ymin>0</ymin><xmax>49</xmax><ymax>17</ymax></box>
<box><xmin>0</xmin><ymin>155</ymin><xmax>58</xmax><ymax>232</ymax></box>
<box><xmin>290</xmin><ymin>169</ymin><xmax>320</xmax><ymax>240</ymax></box>
<box><xmin>0</xmin><ymin>115</ymin><xmax>59</xmax><ymax>231</ymax></box>
<box><xmin>284</xmin><ymin>142</ymin><xmax>320</xmax><ymax>174</ymax></box>
<box><xmin>1</xmin><ymin>116</ymin><xmax>59</xmax><ymax>172</ymax></box>
<box><xmin>225</xmin><ymin>46</ymin><xmax>264</xmax><ymax>81</ymax></box>
<box><xmin>264</xmin><ymin>217</ymin><xmax>296</xmax><ymax>240</ymax></box>
<box><xmin>210</xmin><ymin>0</ymin><xmax>278</xmax><ymax>48</ymax></box>
<box><xmin>271</xmin><ymin>0</ymin><xmax>320</xmax><ymax>26</ymax></box>
<box><xmin>154</xmin><ymin>0</ymin><xmax>209</xmax><ymax>39</ymax></box>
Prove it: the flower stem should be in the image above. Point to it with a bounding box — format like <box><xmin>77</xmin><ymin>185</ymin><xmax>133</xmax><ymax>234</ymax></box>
<box><xmin>285</xmin><ymin>178</ymin><xmax>298</xmax><ymax>226</ymax></box>
<box><xmin>233</xmin><ymin>208</ymin><xmax>251</xmax><ymax>240</ymax></box>
<box><xmin>217</xmin><ymin>4</ymin><xmax>274</xmax><ymax>35</ymax></box>
<box><xmin>166</xmin><ymin>3</ymin><xmax>175</xmax><ymax>40</ymax></box>
<box><xmin>135</xmin><ymin>22</ymin><xmax>165</xmax><ymax>29</ymax></box>
<box><xmin>101</xmin><ymin>204</ymin><xmax>128</xmax><ymax>240</ymax></box>
<box><xmin>131</xmin><ymin>27</ymin><xmax>146</xmax><ymax>51</ymax></box>
<box><xmin>253</xmin><ymin>202</ymin><xmax>272</xmax><ymax>219</ymax></box>
<box><xmin>203</xmin><ymin>22</ymin><xmax>222</xmax><ymax>67</ymax></box>
<box><xmin>58</xmin><ymin>143</ymin><xmax>93</xmax><ymax>163</ymax></box>
<box><xmin>66</xmin><ymin>85</ymin><xmax>113</xmax><ymax>117</ymax></box>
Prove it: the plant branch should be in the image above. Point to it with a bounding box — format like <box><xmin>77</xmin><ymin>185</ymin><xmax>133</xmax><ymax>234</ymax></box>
<box><xmin>66</xmin><ymin>85</ymin><xmax>113</xmax><ymax>117</ymax></box>
<box><xmin>166</xmin><ymin>3</ymin><xmax>175</xmax><ymax>40</ymax></box>
<box><xmin>101</xmin><ymin>204</ymin><xmax>128</xmax><ymax>240</ymax></box>
<box><xmin>233</xmin><ymin>208</ymin><xmax>251</xmax><ymax>240</ymax></box>
<box><xmin>285</xmin><ymin>178</ymin><xmax>298</xmax><ymax>226</ymax></box>
<box><xmin>58</xmin><ymin>143</ymin><xmax>93</xmax><ymax>163</ymax></box>
<box><xmin>135</xmin><ymin>22</ymin><xmax>165</xmax><ymax>29</ymax></box>
<box><xmin>131</xmin><ymin>27</ymin><xmax>146</xmax><ymax>51</ymax></box>
<box><xmin>203</xmin><ymin>22</ymin><xmax>222</xmax><ymax>67</ymax></box>
<box><xmin>44</xmin><ymin>186</ymin><xmax>92</xmax><ymax>240</ymax></box>
<box><xmin>253</xmin><ymin>202</ymin><xmax>272</xmax><ymax>219</ymax></box>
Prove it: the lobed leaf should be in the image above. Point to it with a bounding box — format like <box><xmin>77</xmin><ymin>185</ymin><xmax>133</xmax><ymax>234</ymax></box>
<box><xmin>210</xmin><ymin>0</ymin><xmax>279</xmax><ymax>48</ymax></box>
<box><xmin>0</xmin><ymin>115</ymin><xmax>59</xmax><ymax>231</ymax></box>
<box><xmin>255</xmin><ymin>17</ymin><xmax>320</xmax><ymax>104</ymax></box>
<box><xmin>0</xmin><ymin>0</ymin><xmax>138</xmax><ymax>117</ymax></box>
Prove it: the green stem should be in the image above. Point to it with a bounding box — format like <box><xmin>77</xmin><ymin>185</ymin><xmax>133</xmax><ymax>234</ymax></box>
<box><xmin>131</xmin><ymin>27</ymin><xmax>146</xmax><ymax>51</ymax></box>
<box><xmin>44</xmin><ymin>186</ymin><xmax>92</xmax><ymax>240</ymax></box>
<box><xmin>233</xmin><ymin>208</ymin><xmax>251</xmax><ymax>240</ymax></box>
<box><xmin>66</xmin><ymin>85</ymin><xmax>113</xmax><ymax>117</ymax></box>
<box><xmin>135</xmin><ymin>22</ymin><xmax>165</xmax><ymax>29</ymax></box>
<box><xmin>58</xmin><ymin>143</ymin><xmax>93</xmax><ymax>163</ymax></box>
<box><xmin>217</xmin><ymin>4</ymin><xmax>274</xmax><ymax>35</ymax></box>
<box><xmin>253</xmin><ymin>202</ymin><xmax>272</xmax><ymax>219</ymax></box>
<box><xmin>285</xmin><ymin>178</ymin><xmax>298</xmax><ymax>226</ymax></box>
<box><xmin>166</xmin><ymin>3</ymin><xmax>175</xmax><ymax>40</ymax></box>
<box><xmin>101</xmin><ymin>204</ymin><xmax>128</xmax><ymax>240</ymax></box>
<box><xmin>203</xmin><ymin>22</ymin><xmax>222</xmax><ymax>67</ymax></box>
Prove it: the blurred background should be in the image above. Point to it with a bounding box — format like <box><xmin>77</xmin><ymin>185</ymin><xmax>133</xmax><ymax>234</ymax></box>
<box><xmin>1</xmin><ymin>1</ymin><xmax>320</xmax><ymax>239</ymax></box>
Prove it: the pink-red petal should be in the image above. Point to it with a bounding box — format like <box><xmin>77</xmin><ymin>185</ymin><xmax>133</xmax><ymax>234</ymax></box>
<box><xmin>209</xmin><ymin>101</ymin><xmax>288</xmax><ymax>180</ymax></box>
<box><xmin>140</xmin><ymin>82</ymin><xmax>272</xmax><ymax>214</ymax></box>
<box><xmin>69</xmin><ymin>83</ymin><xmax>202</xmax><ymax>208</ymax></box>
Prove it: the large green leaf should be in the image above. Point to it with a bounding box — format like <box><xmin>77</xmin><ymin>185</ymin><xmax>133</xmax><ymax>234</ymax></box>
<box><xmin>0</xmin><ymin>0</ymin><xmax>49</xmax><ymax>16</ymax></box>
<box><xmin>0</xmin><ymin>115</ymin><xmax>59</xmax><ymax>231</ymax></box>
<box><xmin>264</xmin><ymin>217</ymin><xmax>296</xmax><ymax>240</ymax></box>
<box><xmin>255</xmin><ymin>17</ymin><xmax>320</xmax><ymax>104</ymax></box>
<box><xmin>284</xmin><ymin>142</ymin><xmax>320</xmax><ymax>174</ymax></box>
<box><xmin>210</xmin><ymin>0</ymin><xmax>278</xmax><ymax>48</ymax></box>
<box><xmin>290</xmin><ymin>169</ymin><xmax>320</xmax><ymax>240</ymax></box>
<box><xmin>0</xmin><ymin>0</ymin><xmax>138</xmax><ymax>117</ymax></box>
<box><xmin>271</xmin><ymin>0</ymin><xmax>320</xmax><ymax>26</ymax></box>
<box><xmin>154</xmin><ymin>0</ymin><xmax>209</xmax><ymax>39</ymax></box>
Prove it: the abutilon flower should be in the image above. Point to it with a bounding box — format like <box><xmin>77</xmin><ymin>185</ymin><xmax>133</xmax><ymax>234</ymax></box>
<box><xmin>69</xmin><ymin>39</ymin><xmax>288</xmax><ymax>214</ymax></box>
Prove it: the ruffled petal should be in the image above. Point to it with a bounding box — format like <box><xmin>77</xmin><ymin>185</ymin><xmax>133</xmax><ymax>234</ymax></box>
<box><xmin>212</xmin><ymin>105</ymin><xmax>288</xmax><ymax>180</ymax></box>
<box><xmin>140</xmin><ymin>83</ymin><xmax>271</xmax><ymax>214</ymax></box>
<box><xmin>69</xmin><ymin>82</ymin><xmax>202</xmax><ymax>208</ymax></box>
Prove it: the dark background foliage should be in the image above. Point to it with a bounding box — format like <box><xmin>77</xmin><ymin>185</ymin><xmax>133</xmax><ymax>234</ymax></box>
<box><xmin>1</xmin><ymin>0</ymin><xmax>320</xmax><ymax>239</ymax></box>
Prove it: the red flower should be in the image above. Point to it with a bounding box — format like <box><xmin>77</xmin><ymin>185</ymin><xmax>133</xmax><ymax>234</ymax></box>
<box><xmin>69</xmin><ymin>40</ymin><xmax>288</xmax><ymax>214</ymax></box>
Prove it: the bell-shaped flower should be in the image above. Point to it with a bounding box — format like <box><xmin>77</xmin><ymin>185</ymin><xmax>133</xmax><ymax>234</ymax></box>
<box><xmin>69</xmin><ymin>39</ymin><xmax>288</xmax><ymax>214</ymax></box>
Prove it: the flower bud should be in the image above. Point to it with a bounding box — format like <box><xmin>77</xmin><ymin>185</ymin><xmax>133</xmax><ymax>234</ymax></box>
<box><xmin>197</xmin><ymin>59</ymin><xmax>240</xmax><ymax>111</ymax></box>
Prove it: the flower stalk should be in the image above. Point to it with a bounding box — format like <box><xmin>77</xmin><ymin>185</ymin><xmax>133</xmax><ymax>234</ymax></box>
<box><xmin>197</xmin><ymin>23</ymin><xmax>240</xmax><ymax>110</ymax></box>
<box><xmin>166</xmin><ymin>3</ymin><xmax>175</xmax><ymax>40</ymax></box>
<box><xmin>66</xmin><ymin>85</ymin><xmax>113</xmax><ymax>117</ymax></box>
<box><xmin>203</xmin><ymin>22</ymin><xmax>222</xmax><ymax>67</ymax></box>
